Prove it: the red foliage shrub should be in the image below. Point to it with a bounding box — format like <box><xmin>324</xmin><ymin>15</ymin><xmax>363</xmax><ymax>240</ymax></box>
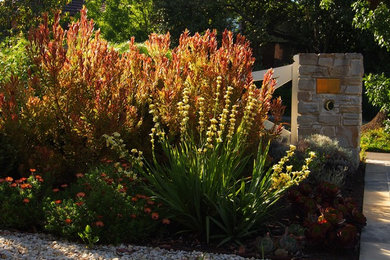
<box><xmin>0</xmin><ymin>7</ymin><xmax>282</xmax><ymax>178</ymax></box>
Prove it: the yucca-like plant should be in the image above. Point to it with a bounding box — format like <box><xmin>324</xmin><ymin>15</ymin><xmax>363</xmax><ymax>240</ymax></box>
<box><xmin>137</xmin><ymin>71</ymin><xmax>315</xmax><ymax>245</ymax></box>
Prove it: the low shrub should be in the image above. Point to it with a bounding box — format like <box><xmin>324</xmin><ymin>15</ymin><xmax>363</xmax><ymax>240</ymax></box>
<box><xmin>0</xmin><ymin>170</ymin><xmax>45</xmax><ymax>230</ymax></box>
<box><xmin>43</xmin><ymin>164</ymin><xmax>167</xmax><ymax>244</ymax></box>
<box><xmin>0</xmin><ymin>8</ymin><xmax>258</xmax><ymax>180</ymax></box>
<box><xmin>361</xmin><ymin>127</ymin><xmax>390</xmax><ymax>153</ymax></box>
<box><xmin>283</xmin><ymin>134</ymin><xmax>355</xmax><ymax>187</ymax></box>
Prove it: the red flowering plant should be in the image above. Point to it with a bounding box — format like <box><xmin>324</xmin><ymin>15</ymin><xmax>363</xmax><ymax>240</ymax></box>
<box><xmin>0</xmin><ymin>171</ymin><xmax>45</xmax><ymax>230</ymax></box>
<box><xmin>43</xmin><ymin>164</ymin><xmax>167</xmax><ymax>244</ymax></box>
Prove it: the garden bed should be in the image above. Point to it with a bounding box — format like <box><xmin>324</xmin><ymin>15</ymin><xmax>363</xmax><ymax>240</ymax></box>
<box><xmin>137</xmin><ymin>162</ymin><xmax>367</xmax><ymax>260</ymax></box>
<box><xmin>0</xmin><ymin>9</ymin><xmax>366</xmax><ymax>260</ymax></box>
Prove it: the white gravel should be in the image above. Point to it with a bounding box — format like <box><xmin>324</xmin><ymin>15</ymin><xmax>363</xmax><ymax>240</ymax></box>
<box><xmin>0</xmin><ymin>230</ymin><xmax>258</xmax><ymax>260</ymax></box>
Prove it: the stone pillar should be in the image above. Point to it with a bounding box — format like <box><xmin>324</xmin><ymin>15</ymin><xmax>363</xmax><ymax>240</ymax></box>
<box><xmin>291</xmin><ymin>53</ymin><xmax>364</xmax><ymax>165</ymax></box>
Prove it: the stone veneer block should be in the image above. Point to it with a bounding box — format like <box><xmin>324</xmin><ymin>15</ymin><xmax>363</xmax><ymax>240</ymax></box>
<box><xmin>334</xmin><ymin>58</ymin><xmax>348</xmax><ymax>67</ymax></box>
<box><xmin>319</xmin><ymin>115</ymin><xmax>341</xmax><ymax>125</ymax></box>
<box><xmin>298</xmin><ymin>127</ymin><xmax>321</xmax><ymax>137</ymax></box>
<box><xmin>298</xmin><ymin>102</ymin><xmax>320</xmax><ymax>114</ymax></box>
<box><xmin>297</xmin><ymin>115</ymin><xmax>318</xmax><ymax>126</ymax></box>
<box><xmin>318</xmin><ymin>57</ymin><xmax>334</xmax><ymax>67</ymax></box>
<box><xmin>321</xmin><ymin>126</ymin><xmax>336</xmax><ymax>137</ymax></box>
<box><xmin>350</xmin><ymin>59</ymin><xmax>364</xmax><ymax>76</ymax></box>
<box><xmin>336</xmin><ymin>126</ymin><xmax>360</xmax><ymax>147</ymax></box>
<box><xmin>299</xmin><ymin>53</ymin><xmax>318</xmax><ymax>65</ymax></box>
<box><xmin>343</xmin><ymin>113</ymin><xmax>361</xmax><ymax>120</ymax></box>
<box><xmin>298</xmin><ymin>65</ymin><xmax>329</xmax><ymax>76</ymax></box>
<box><xmin>344</xmin><ymin>85</ymin><xmax>362</xmax><ymax>95</ymax></box>
<box><xmin>342</xmin><ymin>77</ymin><xmax>363</xmax><ymax>86</ymax></box>
<box><xmin>298</xmin><ymin>78</ymin><xmax>316</xmax><ymax>91</ymax></box>
<box><xmin>340</xmin><ymin>106</ymin><xmax>361</xmax><ymax>113</ymax></box>
<box><xmin>343</xmin><ymin>119</ymin><xmax>361</xmax><ymax>126</ymax></box>
<box><xmin>346</xmin><ymin>53</ymin><xmax>363</xmax><ymax>59</ymax></box>
<box><xmin>298</xmin><ymin>91</ymin><xmax>312</xmax><ymax>101</ymax></box>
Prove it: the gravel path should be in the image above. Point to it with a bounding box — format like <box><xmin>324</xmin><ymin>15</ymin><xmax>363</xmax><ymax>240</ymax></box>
<box><xmin>0</xmin><ymin>230</ymin><xmax>257</xmax><ymax>260</ymax></box>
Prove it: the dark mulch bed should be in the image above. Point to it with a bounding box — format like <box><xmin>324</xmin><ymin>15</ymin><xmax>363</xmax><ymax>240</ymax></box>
<box><xmin>138</xmin><ymin>162</ymin><xmax>367</xmax><ymax>260</ymax></box>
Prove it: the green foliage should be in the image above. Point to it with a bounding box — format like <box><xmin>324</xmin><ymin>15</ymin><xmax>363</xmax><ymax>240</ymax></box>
<box><xmin>78</xmin><ymin>225</ymin><xmax>99</xmax><ymax>248</ymax></box>
<box><xmin>86</xmin><ymin>0</ymin><xmax>160</xmax><ymax>42</ymax></box>
<box><xmin>364</xmin><ymin>73</ymin><xmax>390</xmax><ymax>112</ymax></box>
<box><xmin>361</xmin><ymin>127</ymin><xmax>390</xmax><ymax>152</ymax></box>
<box><xmin>0</xmin><ymin>0</ymin><xmax>69</xmax><ymax>39</ymax></box>
<box><xmin>155</xmin><ymin>0</ymin><xmax>234</xmax><ymax>44</ymax></box>
<box><xmin>0</xmin><ymin>35</ymin><xmax>30</xmax><ymax>83</ymax></box>
<box><xmin>353</xmin><ymin>0</ymin><xmax>390</xmax><ymax>51</ymax></box>
<box><xmin>363</xmin><ymin>73</ymin><xmax>390</xmax><ymax>130</ymax></box>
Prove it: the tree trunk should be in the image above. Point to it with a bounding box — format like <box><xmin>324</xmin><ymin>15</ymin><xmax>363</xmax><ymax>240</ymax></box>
<box><xmin>361</xmin><ymin>110</ymin><xmax>388</xmax><ymax>132</ymax></box>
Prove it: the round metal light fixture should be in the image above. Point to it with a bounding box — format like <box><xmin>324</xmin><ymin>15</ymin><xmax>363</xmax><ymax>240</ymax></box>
<box><xmin>324</xmin><ymin>100</ymin><xmax>335</xmax><ymax>111</ymax></box>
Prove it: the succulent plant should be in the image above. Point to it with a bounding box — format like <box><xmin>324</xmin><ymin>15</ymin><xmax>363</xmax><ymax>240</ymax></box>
<box><xmin>337</xmin><ymin>224</ymin><xmax>358</xmax><ymax>248</ymax></box>
<box><xmin>288</xmin><ymin>223</ymin><xmax>305</xmax><ymax>237</ymax></box>
<box><xmin>323</xmin><ymin>207</ymin><xmax>345</xmax><ymax>225</ymax></box>
<box><xmin>287</xmin><ymin>181</ymin><xmax>366</xmax><ymax>249</ymax></box>
<box><xmin>279</xmin><ymin>228</ymin><xmax>299</xmax><ymax>253</ymax></box>
<box><xmin>256</xmin><ymin>232</ymin><xmax>274</xmax><ymax>254</ymax></box>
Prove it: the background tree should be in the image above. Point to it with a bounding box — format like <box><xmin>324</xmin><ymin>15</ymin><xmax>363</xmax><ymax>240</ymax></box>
<box><xmin>85</xmin><ymin>0</ymin><xmax>161</xmax><ymax>42</ymax></box>
<box><xmin>352</xmin><ymin>0</ymin><xmax>390</xmax><ymax>128</ymax></box>
<box><xmin>154</xmin><ymin>0</ymin><xmax>235</xmax><ymax>45</ymax></box>
<box><xmin>0</xmin><ymin>0</ymin><xmax>69</xmax><ymax>39</ymax></box>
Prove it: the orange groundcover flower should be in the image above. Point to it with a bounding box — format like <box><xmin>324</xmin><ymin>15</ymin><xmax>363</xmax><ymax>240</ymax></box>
<box><xmin>20</xmin><ymin>183</ymin><xmax>32</xmax><ymax>189</ymax></box>
<box><xmin>5</xmin><ymin>177</ymin><xmax>13</xmax><ymax>182</ymax></box>
<box><xmin>95</xmin><ymin>221</ymin><xmax>104</xmax><ymax>227</ymax></box>
<box><xmin>151</xmin><ymin>212</ymin><xmax>159</xmax><ymax>220</ymax></box>
<box><xmin>162</xmin><ymin>218</ymin><xmax>170</xmax><ymax>225</ymax></box>
<box><xmin>55</xmin><ymin>200</ymin><xmax>62</xmax><ymax>204</ymax></box>
<box><xmin>65</xmin><ymin>218</ymin><xmax>72</xmax><ymax>224</ymax></box>
<box><xmin>76</xmin><ymin>192</ymin><xmax>86</xmax><ymax>198</ymax></box>
<box><xmin>76</xmin><ymin>173</ymin><xmax>84</xmax><ymax>178</ymax></box>
<box><xmin>23</xmin><ymin>198</ymin><xmax>30</xmax><ymax>203</ymax></box>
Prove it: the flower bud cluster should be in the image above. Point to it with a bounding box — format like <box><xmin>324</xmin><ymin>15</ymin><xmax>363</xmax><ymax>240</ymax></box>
<box><xmin>226</xmin><ymin>104</ymin><xmax>238</xmax><ymax>144</ymax></box>
<box><xmin>217</xmin><ymin>86</ymin><xmax>233</xmax><ymax>143</ymax></box>
<box><xmin>240</xmin><ymin>86</ymin><xmax>258</xmax><ymax>138</ymax></box>
<box><xmin>197</xmin><ymin>96</ymin><xmax>206</xmax><ymax>135</ymax></box>
<box><xmin>205</xmin><ymin>117</ymin><xmax>219</xmax><ymax>149</ymax></box>
<box><xmin>271</xmin><ymin>145</ymin><xmax>316</xmax><ymax>190</ymax></box>
<box><xmin>178</xmin><ymin>81</ymin><xmax>191</xmax><ymax>141</ymax></box>
<box><xmin>213</xmin><ymin>76</ymin><xmax>222</xmax><ymax>114</ymax></box>
<box><xmin>102</xmin><ymin>133</ymin><xmax>143</xmax><ymax>174</ymax></box>
<box><xmin>148</xmin><ymin>102</ymin><xmax>166</xmax><ymax>150</ymax></box>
